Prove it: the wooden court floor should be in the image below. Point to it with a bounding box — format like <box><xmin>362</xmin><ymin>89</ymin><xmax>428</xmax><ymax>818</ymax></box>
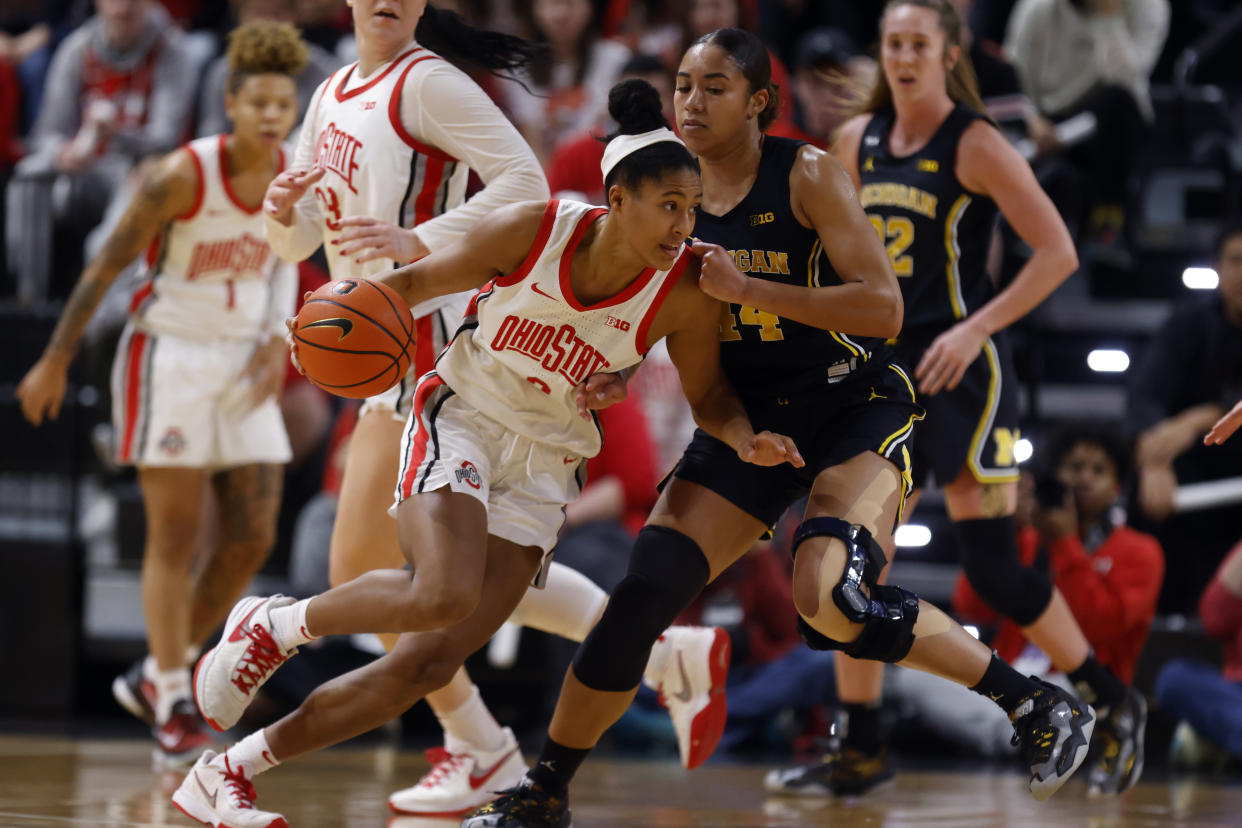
<box><xmin>0</xmin><ymin>734</ymin><xmax>1239</xmax><ymax>827</ymax></box>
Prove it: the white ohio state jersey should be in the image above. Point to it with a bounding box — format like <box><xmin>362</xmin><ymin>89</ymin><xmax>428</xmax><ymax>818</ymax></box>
<box><xmin>436</xmin><ymin>199</ymin><xmax>692</xmax><ymax>458</ymax></box>
<box><xmin>131</xmin><ymin>134</ymin><xmax>287</xmax><ymax>341</ymax></box>
<box><xmin>306</xmin><ymin>46</ymin><xmax>466</xmax><ymax>298</ymax></box>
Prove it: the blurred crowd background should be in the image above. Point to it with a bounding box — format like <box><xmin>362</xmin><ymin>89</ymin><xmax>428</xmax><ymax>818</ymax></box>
<box><xmin>3</xmin><ymin>0</ymin><xmax>1242</xmax><ymax>777</ymax></box>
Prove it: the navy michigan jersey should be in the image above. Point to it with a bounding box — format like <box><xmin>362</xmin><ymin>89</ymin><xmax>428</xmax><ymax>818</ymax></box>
<box><xmin>693</xmin><ymin>136</ymin><xmax>884</xmax><ymax>400</ymax></box>
<box><xmin>858</xmin><ymin>104</ymin><xmax>999</xmax><ymax>343</ymax></box>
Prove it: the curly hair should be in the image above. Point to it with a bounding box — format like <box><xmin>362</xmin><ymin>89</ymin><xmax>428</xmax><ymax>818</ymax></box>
<box><xmin>226</xmin><ymin>20</ymin><xmax>309</xmax><ymax>94</ymax></box>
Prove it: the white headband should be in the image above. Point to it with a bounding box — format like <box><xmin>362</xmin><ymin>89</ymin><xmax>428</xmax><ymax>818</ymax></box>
<box><xmin>600</xmin><ymin>127</ymin><xmax>687</xmax><ymax>184</ymax></box>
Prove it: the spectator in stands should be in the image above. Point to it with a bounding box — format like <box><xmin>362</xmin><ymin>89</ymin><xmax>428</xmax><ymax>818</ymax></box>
<box><xmin>545</xmin><ymin>51</ymin><xmax>671</xmax><ymax>204</ymax></box>
<box><xmin>1128</xmin><ymin>218</ymin><xmax>1242</xmax><ymax>522</ymax></box>
<box><xmin>197</xmin><ymin>0</ymin><xmax>342</xmax><ymax>136</ymax></box>
<box><xmin>4</xmin><ymin>0</ymin><xmax>196</xmax><ymax>304</ymax></box>
<box><xmin>885</xmin><ymin>425</ymin><xmax>1163</xmax><ymax>758</ymax></box>
<box><xmin>0</xmin><ymin>1</ymin><xmax>58</xmax><ymax>133</ymax></box>
<box><xmin>504</xmin><ymin>0</ymin><xmax>630</xmax><ymax>165</ymax></box>
<box><xmin>769</xmin><ymin>27</ymin><xmax>872</xmax><ymax>151</ymax></box>
<box><xmin>1003</xmin><ymin>0</ymin><xmax>1170</xmax><ymax>244</ymax></box>
<box><xmin>1154</xmin><ymin>539</ymin><xmax>1242</xmax><ymax>763</ymax></box>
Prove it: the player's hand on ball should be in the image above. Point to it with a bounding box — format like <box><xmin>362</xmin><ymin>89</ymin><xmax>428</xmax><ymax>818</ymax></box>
<box><xmin>332</xmin><ymin>217</ymin><xmax>429</xmax><ymax>264</ymax></box>
<box><xmin>691</xmin><ymin>239</ymin><xmax>749</xmax><ymax>305</ymax></box>
<box><xmin>915</xmin><ymin>318</ymin><xmax>987</xmax><ymax>396</ymax></box>
<box><xmin>16</xmin><ymin>356</ymin><xmax>69</xmax><ymax>426</ymax></box>
<box><xmin>738</xmin><ymin>430</ymin><xmax>804</xmax><ymax>468</ymax></box>
<box><xmin>574</xmin><ymin>371</ymin><xmax>629</xmax><ymax>420</ymax></box>
<box><xmin>285</xmin><ymin>316</ymin><xmax>305</xmax><ymax>376</ymax></box>
<box><xmin>264</xmin><ymin>166</ymin><xmax>325</xmax><ymax>224</ymax></box>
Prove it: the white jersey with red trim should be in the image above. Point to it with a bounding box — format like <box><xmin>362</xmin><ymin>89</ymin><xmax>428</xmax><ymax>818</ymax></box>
<box><xmin>131</xmin><ymin>134</ymin><xmax>288</xmax><ymax>341</ymax></box>
<box><xmin>305</xmin><ymin>46</ymin><xmax>466</xmax><ymax>304</ymax></box>
<box><xmin>436</xmin><ymin>199</ymin><xmax>691</xmax><ymax>458</ymax></box>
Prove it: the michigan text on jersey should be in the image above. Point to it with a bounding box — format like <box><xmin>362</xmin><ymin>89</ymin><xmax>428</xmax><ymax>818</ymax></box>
<box><xmin>858</xmin><ymin>182</ymin><xmax>938</xmax><ymax>220</ymax></box>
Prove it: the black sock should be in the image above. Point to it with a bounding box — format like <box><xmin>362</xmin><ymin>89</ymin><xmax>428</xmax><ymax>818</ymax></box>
<box><xmin>970</xmin><ymin>653</ymin><xmax>1041</xmax><ymax>716</ymax></box>
<box><xmin>528</xmin><ymin>738</ymin><xmax>591</xmax><ymax>796</ymax></box>
<box><xmin>1067</xmin><ymin>653</ymin><xmax>1125</xmax><ymax>709</ymax></box>
<box><xmin>842</xmin><ymin>702</ymin><xmax>884</xmax><ymax>755</ymax></box>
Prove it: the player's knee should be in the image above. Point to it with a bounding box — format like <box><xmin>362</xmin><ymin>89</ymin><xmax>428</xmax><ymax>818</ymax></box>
<box><xmin>956</xmin><ymin>517</ymin><xmax>1052</xmax><ymax>626</ymax></box>
<box><xmin>145</xmin><ymin>514</ymin><xmax>201</xmax><ymax>561</ymax></box>
<box><xmin>386</xmin><ymin>645</ymin><xmax>460</xmax><ymax>700</ymax></box>
<box><xmin>573</xmin><ymin>525</ymin><xmax>709</xmax><ymax>692</ymax></box>
<box><xmin>403</xmin><ymin>579</ymin><xmax>480</xmax><ymax>630</ymax></box>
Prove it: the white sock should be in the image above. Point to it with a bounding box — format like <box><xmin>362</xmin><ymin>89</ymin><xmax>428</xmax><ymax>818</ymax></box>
<box><xmin>508</xmin><ymin>562</ymin><xmax>606</xmax><ymax>641</ymax></box>
<box><xmin>436</xmin><ymin>686</ymin><xmax>508</xmax><ymax>755</ymax></box>
<box><xmin>142</xmin><ymin>655</ymin><xmax>158</xmax><ymax>682</ymax></box>
<box><xmin>152</xmin><ymin>667</ymin><xmax>191</xmax><ymax>724</ymax></box>
<box><xmin>224</xmin><ymin>729</ymin><xmax>280</xmax><ymax>779</ymax></box>
<box><xmin>269</xmin><ymin>598</ymin><xmax>318</xmax><ymax>652</ymax></box>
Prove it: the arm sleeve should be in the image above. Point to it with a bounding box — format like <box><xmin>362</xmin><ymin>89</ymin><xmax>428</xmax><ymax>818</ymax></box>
<box><xmin>403</xmin><ymin>62</ymin><xmax>549</xmax><ymax>253</ymax></box>
<box><xmin>263</xmin><ymin>81</ymin><xmax>329</xmax><ymax>264</ymax></box>
<box><xmin>1200</xmin><ymin>544</ymin><xmax>1242</xmax><ymax>640</ymax></box>
<box><xmin>265</xmin><ymin>260</ymin><xmax>299</xmax><ymax>339</ymax></box>
<box><xmin>1048</xmin><ymin>529</ymin><xmax>1164</xmax><ymax>646</ymax></box>
<box><xmin>110</xmin><ymin>35</ymin><xmax>196</xmax><ymax>158</ymax></box>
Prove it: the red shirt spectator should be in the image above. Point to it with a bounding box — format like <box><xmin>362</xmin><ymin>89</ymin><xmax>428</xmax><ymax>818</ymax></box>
<box><xmin>955</xmin><ymin>524</ymin><xmax>1163</xmax><ymax>684</ymax></box>
<box><xmin>1199</xmin><ymin>541</ymin><xmax>1242</xmax><ymax>682</ymax></box>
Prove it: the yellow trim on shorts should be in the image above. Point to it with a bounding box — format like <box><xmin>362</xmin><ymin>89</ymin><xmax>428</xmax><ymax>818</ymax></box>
<box><xmin>944</xmin><ymin>194</ymin><xmax>970</xmax><ymax>321</ymax></box>
<box><xmin>966</xmin><ymin>337</ymin><xmax>1020</xmax><ymax>484</ymax></box>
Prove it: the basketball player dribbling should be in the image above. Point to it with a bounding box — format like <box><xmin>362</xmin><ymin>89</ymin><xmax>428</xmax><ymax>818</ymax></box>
<box><xmin>258</xmin><ymin>1</ymin><xmax>726</xmax><ymax>817</ymax></box>
<box><xmin>467</xmin><ymin>28</ymin><xmax>1097</xmax><ymax>828</ymax></box>
<box><xmin>171</xmin><ymin>77</ymin><xmax>802</xmax><ymax>828</ymax></box>
<box><xmin>768</xmin><ymin>0</ymin><xmax>1145</xmax><ymax>800</ymax></box>
<box><xmin>16</xmin><ymin>21</ymin><xmax>306</xmax><ymax>767</ymax></box>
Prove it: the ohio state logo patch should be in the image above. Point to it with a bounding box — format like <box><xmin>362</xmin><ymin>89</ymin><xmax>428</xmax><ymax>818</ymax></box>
<box><xmin>454</xmin><ymin>460</ymin><xmax>482</xmax><ymax>490</ymax></box>
<box><xmin>158</xmin><ymin>427</ymin><xmax>186</xmax><ymax>456</ymax></box>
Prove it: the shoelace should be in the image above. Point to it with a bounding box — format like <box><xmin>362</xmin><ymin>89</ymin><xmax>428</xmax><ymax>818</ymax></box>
<box><xmin>419</xmin><ymin>748</ymin><xmax>467</xmax><ymax>788</ymax></box>
<box><xmin>231</xmin><ymin>624</ymin><xmax>289</xmax><ymax>695</ymax></box>
<box><xmin>1010</xmin><ymin>693</ymin><xmax>1057</xmax><ymax>766</ymax></box>
<box><xmin>222</xmin><ymin>758</ymin><xmax>257</xmax><ymax>810</ymax></box>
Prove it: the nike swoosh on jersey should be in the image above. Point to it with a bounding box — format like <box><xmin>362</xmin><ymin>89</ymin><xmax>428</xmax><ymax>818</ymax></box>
<box><xmin>226</xmin><ymin>603</ymin><xmax>264</xmax><ymax>643</ymax></box>
<box><xmin>302</xmin><ymin>317</ymin><xmax>354</xmax><ymax>340</ymax></box>
<box><xmin>468</xmin><ymin>748</ymin><xmax>519</xmax><ymax>790</ymax></box>
<box><xmin>530</xmin><ymin>283</ymin><xmax>557</xmax><ymax>300</ymax></box>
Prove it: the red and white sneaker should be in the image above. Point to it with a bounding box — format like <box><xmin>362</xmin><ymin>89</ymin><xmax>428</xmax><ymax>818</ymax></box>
<box><xmin>194</xmin><ymin>595</ymin><xmax>297</xmax><ymax>732</ymax></box>
<box><xmin>172</xmin><ymin>750</ymin><xmax>287</xmax><ymax>828</ymax></box>
<box><xmin>388</xmin><ymin>728</ymin><xmax>528</xmax><ymax>817</ymax></box>
<box><xmin>112</xmin><ymin>659</ymin><xmax>157</xmax><ymax>726</ymax></box>
<box><xmin>153</xmin><ymin>699</ymin><xmax>213</xmax><ymax>767</ymax></box>
<box><xmin>655</xmin><ymin>626</ymin><xmax>731</xmax><ymax>769</ymax></box>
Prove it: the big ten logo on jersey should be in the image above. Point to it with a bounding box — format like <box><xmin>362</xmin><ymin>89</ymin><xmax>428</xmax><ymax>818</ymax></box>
<box><xmin>605</xmin><ymin>315</ymin><xmax>630</xmax><ymax>331</ymax></box>
<box><xmin>454</xmin><ymin>460</ymin><xmax>482</xmax><ymax>489</ymax></box>
<box><xmin>315</xmin><ymin>121</ymin><xmax>363</xmax><ymax>195</ymax></box>
<box><xmin>490</xmin><ymin>315</ymin><xmax>612</xmax><ymax>390</ymax></box>
<box><xmin>992</xmin><ymin>427</ymin><xmax>1021</xmax><ymax>468</ymax></box>
<box><xmin>749</xmin><ymin>211</ymin><xmax>774</xmax><ymax>226</ymax></box>
<box><xmin>186</xmin><ymin>233</ymin><xmax>270</xmax><ymax>281</ymax></box>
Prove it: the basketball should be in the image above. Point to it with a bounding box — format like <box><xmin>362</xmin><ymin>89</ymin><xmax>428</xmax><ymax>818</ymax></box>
<box><xmin>293</xmin><ymin>278</ymin><xmax>415</xmax><ymax>399</ymax></box>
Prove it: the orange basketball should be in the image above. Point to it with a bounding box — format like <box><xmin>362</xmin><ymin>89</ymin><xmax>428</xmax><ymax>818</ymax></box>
<box><xmin>293</xmin><ymin>278</ymin><xmax>415</xmax><ymax>399</ymax></box>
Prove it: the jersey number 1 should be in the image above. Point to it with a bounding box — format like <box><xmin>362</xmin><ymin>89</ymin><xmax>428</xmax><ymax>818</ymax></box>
<box><xmin>869</xmin><ymin>215</ymin><xmax>914</xmax><ymax>277</ymax></box>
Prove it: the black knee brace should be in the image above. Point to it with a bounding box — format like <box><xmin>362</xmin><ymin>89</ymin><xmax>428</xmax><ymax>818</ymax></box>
<box><xmin>955</xmin><ymin>516</ymin><xmax>1052</xmax><ymax>627</ymax></box>
<box><xmin>791</xmin><ymin>517</ymin><xmax>919</xmax><ymax>663</ymax></box>
<box><xmin>572</xmin><ymin>525</ymin><xmax>710</xmax><ymax>692</ymax></box>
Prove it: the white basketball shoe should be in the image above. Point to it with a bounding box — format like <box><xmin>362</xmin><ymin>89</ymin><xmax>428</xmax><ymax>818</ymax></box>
<box><xmin>388</xmin><ymin>727</ymin><xmax>528</xmax><ymax>817</ymax></box>
<box><xmin>653</xmin><ymin>626</ymin><xmax>731</xmax><ymax>769</ymax></box>
<box><xmin>172</xmin><ymin>750</ymin><xmax>287</xmax><ymax>828</ymax></box>
<box><xmin>194</xmin><ymin>595</ymin><xmax>297</xmax><ymax>732</ymax></box>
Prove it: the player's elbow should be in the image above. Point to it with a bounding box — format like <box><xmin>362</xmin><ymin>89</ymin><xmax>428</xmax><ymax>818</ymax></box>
<box><xmin>873</xmin><ymin>283</ymin><xmax>904</xmax><ymax>339</ymax></box>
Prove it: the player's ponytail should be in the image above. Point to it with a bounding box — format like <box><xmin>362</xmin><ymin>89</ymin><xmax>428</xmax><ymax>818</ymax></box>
<box><xmin>692</xmin><ymin>28</ymin><xmax>781</xmax><ymax>133</ymax></box>
<box><xmin>417</xmin><ymin>4</ymin><xmax>546</xmax><ymax>81</ymax></box>
<box><xmin>602</xmin><ymin>78</ymin><xmax>698</xmax><ymax>192</ymax></box>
